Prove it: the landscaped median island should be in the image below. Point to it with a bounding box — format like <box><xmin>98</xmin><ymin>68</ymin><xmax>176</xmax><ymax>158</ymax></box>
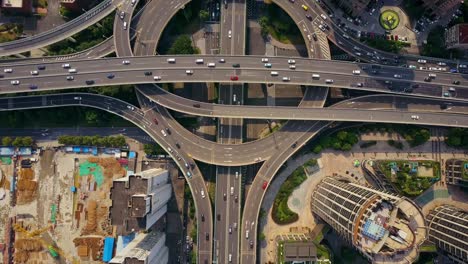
<box><xmin>374</xmin><ymin>160</ymin><xmax>440</xmax><ymax>197</ymax></box>
<box><xmin>379</xmin><ymin>10</ymin><xmax>400</xmax><ymax>30</ymax></box>
<box><xmin>271</xmin><ymin>159</ymin><xmax>317</xmax><ymax>225</ymax></box>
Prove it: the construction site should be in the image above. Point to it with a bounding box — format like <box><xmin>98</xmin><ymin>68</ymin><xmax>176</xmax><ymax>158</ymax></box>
<box><xmin>1</xmin><ymin>148</ymin><xmax>130</xmax><ymax>263</ymax></box>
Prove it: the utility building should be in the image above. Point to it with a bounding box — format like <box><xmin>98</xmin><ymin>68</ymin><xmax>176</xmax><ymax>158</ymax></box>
<box><xmin>311</xmin><ymin>177</ymin><xmax>427</xmax><ymax>263</ymax></box>
<box><xmin>426</xmin><ymin>205</ymin><xmax>468</xmax><ymax>264</ymax></box>
<box><xmin>110</xmin><ymin>168</ymin><xmax>172</xmax><ymax>235</ymax></box>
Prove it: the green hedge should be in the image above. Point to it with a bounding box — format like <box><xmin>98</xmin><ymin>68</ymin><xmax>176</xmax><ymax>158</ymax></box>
<box><xmin>271</xmin><ymin>165</ymin><xmax>309</xmax><ymax>225</ymax></box>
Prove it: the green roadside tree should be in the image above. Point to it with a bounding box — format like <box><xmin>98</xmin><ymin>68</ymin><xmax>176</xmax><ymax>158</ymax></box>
<box><xmin>2</xmin><ymin>136</ymin><xmax>12</xmax><ymax>146</ymax></box>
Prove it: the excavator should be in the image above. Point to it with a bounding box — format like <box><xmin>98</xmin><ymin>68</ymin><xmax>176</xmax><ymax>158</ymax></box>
<box><xmin>13</xmin><ymin>223</ymin><xmax>80</xmax><ymax>264</ymax></box>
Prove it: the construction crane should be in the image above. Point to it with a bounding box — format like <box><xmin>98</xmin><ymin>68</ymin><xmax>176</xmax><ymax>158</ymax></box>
<box><xmin>13</xmin><ymin>223</ymin><xmax>80</xmax><ymax>264</ymax></box>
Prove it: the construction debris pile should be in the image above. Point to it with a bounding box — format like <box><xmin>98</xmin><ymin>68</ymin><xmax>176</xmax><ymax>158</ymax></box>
<box><xmin>73</xmin><ymin>237</ymin><xmax>104</xmax><ymax>261</ymax></box>
<box><xmin>16</xmin><ymin>168</ymin><xmax>37</xmax><ymax>204</ymax></box>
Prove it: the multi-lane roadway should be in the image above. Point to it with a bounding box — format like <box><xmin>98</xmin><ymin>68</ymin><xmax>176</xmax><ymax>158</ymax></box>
<box><xmin>1</xmin><ymin>55</ymin><xmax>468</xmax><ymax>100</ymax></box>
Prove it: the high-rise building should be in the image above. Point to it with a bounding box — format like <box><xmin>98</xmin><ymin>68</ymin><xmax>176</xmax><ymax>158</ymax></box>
<box><xmin>426</xmin><ymin>205</ymin><xmax>468</xmax><ymax>264</ymax></box>
<box><xmin>109</xmin><ymin>231</ymin><xmax>169</xmax><ymax>264</ymax></box>
<box><xmin>311</xmin><ymin>177</ymin><xmax>427</xmax><ymax>263</ymax></box>
<box><xmin>110</xmin><ymin>168</ymin><xmax>172</xmax><ymax>235</ymax></box>
<box><xmin>422</xmin><ymin>0</ymin><xmax>461</xmax><ymax>18</ymax></box>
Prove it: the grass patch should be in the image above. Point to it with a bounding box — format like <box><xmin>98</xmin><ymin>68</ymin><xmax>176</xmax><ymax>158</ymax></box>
<box><xmin>362</xmin><ymin>37</ymin><xmax>409</xmax><ymax>53</ymax></box>
<box><xmin>377</xmin><ymin>160</ymin><xmax>439</xmax><ymax>197</ymax></box>
<box><xmin>258</xmin><ymin>4</ymin><xmax>304</xmax><ymax>45</ymax></box>
<box><xmin>380</xmin><ymin>10</ymin><xmax>400</xmax><ymax>30</ymax></box>
<box><xmin>271</xmin><ymin>161</ymin><xmax>314</xmax><ymax>225</ymax></box>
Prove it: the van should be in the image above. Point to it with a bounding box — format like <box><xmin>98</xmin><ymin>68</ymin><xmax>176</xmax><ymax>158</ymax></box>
<box><xmin>270</xmin><ymin>71</ymin><xmax>278</xmax><ymax>76</ymax></box>
<box><xmin>282</xmin><ymin>77</ymin><xmax>290</xmax><ymax>81</ymax></box>
<box><xmin>246</xmin><ymin>230</ymin><xmax>249</xmax><ymax>239</ymax></box>
<box><xmin>312</xmin><ymin>74</ymin><xmax>320</xmax><ymax>79</ymax></box>
<box><xmin>352</xmin><ymin>70</ymin><xmax>360</xmax><ymax>75</ymax></box>
<box><xmin>167</xmin><ymin>58</ymin><xmax>176</xmax><ymax>63</ymax></box>
<box><xmin>228</xmin><ymin>254</ymin><xmax>232</xmax><ymax>262</ymax></box>
<box><xmin>68</xmin><ymin>68</ymin><xmax>77</xmax><ymax>73</ymax></box>
<box><xmin>196</xmin><ymin>59</ymin><xmax>204</xmax><ymax>64</ymax></box>
<box><xmin>123</xmin><ymin>22</ymin><xmax>127</xmax><ymax>30</ymax></box>
<box><xmin>207</xmin><ymin>62</ymin><xmax>216</xmax><ymax>67</ymax></box>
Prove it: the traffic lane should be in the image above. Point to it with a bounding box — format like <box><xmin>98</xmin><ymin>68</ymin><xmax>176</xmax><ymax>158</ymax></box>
<box><xmin>232</xmin><ymin>0</ymin><xmax>246</xmax><ymax>55</ymax></box>
<box><xmin>133</xmin><ymin>0</ymin><xmax>189</xmax><ymax>55</ymax></box>
<box><xmin>240</xmin><ymin>121</ymin><xmax>329</xmax><ymax>263</ymax></box>
<box><xmin>2</xmin><ymin>55</ymin><xmax>468</xmax><ymax>86</ymax></box>
<box><xmin>228</xmin><ymin>166</ymin><xmax>242</xmax><ymax>264</ymax></box>
<box><xmin>137</xmin><ymin>94</ymin><xmax>213</xmax><ymax>262</ymax></box>
<box><xmin>3</xmin><ymin>67</ymin><xmax>466</xmax><ymax>102</ymax></box>
<box><xmin>214</xmin><ymin>167</ymin><xmax>229</xmax><ymax>264</ymax></box>
<box><xmin>220</xmin><ymin>0</ymin><xmax>234</xmax><ymax>55</ymax></box>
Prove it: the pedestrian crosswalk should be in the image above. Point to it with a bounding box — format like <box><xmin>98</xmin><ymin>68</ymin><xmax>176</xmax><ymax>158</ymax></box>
<box><xmin>311</xmin><ymin>22</ymin><xmax>331</xmax><ymax>60</ymax></box>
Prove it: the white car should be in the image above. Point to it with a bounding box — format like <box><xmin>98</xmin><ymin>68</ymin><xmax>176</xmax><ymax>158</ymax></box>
<box><xmin>289</xmin><ymin>65</ymin><xmax>296</xmax><ymax>69</ymax></box>
<box><xmin>62</xmin><ymin>63</ymin><xmax>71</xmax><ymax>68</ymax></box>
<box><xmin>352</xmin><ymin>70</ymin><xmax>360</xmax><ymax>75</ymax></box>
<box><xmin>411</xmin><ymin>115</ymin><xmax>419</xmax><ymax>120</ymax></box>
<box><xmin>282</xmin><ymin>76</ymin><xmax>291</xmax><ymax>81</ymax></box>
<box><xmin>320</xmin><ymin>14</ymin><xmax>327</xmax><ymax>20</ymax></box>
<box><xmin>201</xmin><ymin>190</ymin><xmax>206</xmax><ymax>198</ymax></box>
<box><xmin>127</xmin><ymin>105</ymin><xmax>135</xmax><ymax>110</ymax></box>
<box><xmin>459</xmin><ymin>64</ymin><xmax>467</xmax><ymax>68</ymax></box>
<box><xmin>394</xmin><ymin>74</ymin><xmax>402</xmax><ymax>79</ymax></box>
<box><xmin>153</xmin><ymin>76</ymin><xmax>161</xmax><ymax>81</ymax></box>
<box><xmin>30</xmin><ymin>70</ymin><xmax>39</xmax><ymax>75</ymax></box>
<box><xmin>287</xmin><ymin>59</ymin><xmax>296</xmax><ymax>64</ymax></box>
<box><xmin>3</xmin><ymin>68</ymin><xmax>12</xmax><ymax>73</ymax></box>
<box><xmin>122</xmin><ymin>60</ymin><xmax>130</xmax><ymax>65</ymax></box>
<box><xmin>161</xmin><ymin>129</ymin><xmax>167</xmax><ymax>137</ymax></box>
<box><xmin>408</xmin><ymin>65</ymin><xmax>416</xmax><ymax>69</ymax></box>
<box><xmin>437</xmin><ymin>62</ymin><xmax>447</xmax><ymax>66</ymax></box>
<box><xmin>186</xmin><ymin>70</ymin><xmax>193</xmax><ymax>75</ymax></box>
<box><xmin>219</xmin><ymin>58</ymin><xmax>226</xmax><ymax>63</ymax></box>
<box><xmin>417</xmin><ymin>59</ymin><xmax>427</xmax><ymax>64</ymax></box>
<box><xmin>73</xmin><ymin>97</ymin><xmax>82</xmax><ymax>100</ymax></box>
<box><xmin>261</xmin><ymin>58</ymin><xmax>269</xmax><ymax>62</ymax></box>
<box><xmin>228</xmin><ymin>30</ymin><xmax>232</xmax><ymax>38</ymax></box>
<box><xmin>10</xmin><ymin>80</ymin><xmax>19</xmax><ymax>85</ymax></box>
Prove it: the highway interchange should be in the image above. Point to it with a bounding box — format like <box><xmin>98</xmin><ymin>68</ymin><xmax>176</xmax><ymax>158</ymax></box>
<box><xmin>2</xmin><ymin>0</ymin><xmax>468</xmax><ymax>263</ymax></box>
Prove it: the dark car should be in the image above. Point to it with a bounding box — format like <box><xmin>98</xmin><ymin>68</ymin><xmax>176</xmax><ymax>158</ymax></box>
<box><xmin>452</xmin><ymin>80</ymin><xmax>460</xmax><ymax>85</ymax></box>
<box><xmin>312</xmin><ymin>33</ymin><xmax>317</xmax><ymax>41</ymax></box>
<box><xmin>29</xmin><ymin>84</ymin><xmax>38</xmax><ymax>89</ymax></box>
<box><xmin>86</xmin><ymin>80</ymin><xmax>95</xmax><ymax>85</ymax></box>
<box><xmin>37</xmin><ymin>65</ymin><xmax>46</xmax><ymax>70</ymax></box>
<box><xmin>205</xmin><ymin>233</ymin><xmax>209</xmax><ymax>241</ymax></box>
<box><xmin>424</xmin><ymin>77</ymin><xmax>431</xmax><ymax>82</ymax></box>
<box><xmin>165</xmin><ymin>127</ymin><xmax>171</xmax><ymax>135</ymax></box>
<box><xmin>107</xmin><ymin>73</ymin><xmax>115</xmax><ymax>79</ymax></box>
<box><xmin>223</xmin><ymin>193</ymin><xmax>227</xmax><ymax>201</ymax></box>
<box><xmin>175</xmin><ymin>142</ymin><xmax>181</xmax><ymax>149</ymax></box>
<box><xmin>0</xmin><ymin>74</ymin><xmax>4</xmax><ymax>78</ymax></box>
<box><xmin>371</xmin><ymin>70</ymin><xmax>379</xmax><ymax>74</ymax></box>
<box><xmin>232</xmin><ymin>63</ymin><xmax>240</xmax><ymax>68</ymax></box>
<box><xmin>201</xmin><ymin>214</ymin><xmax>205</xmax><ymax>222</ymax></box>
<box><xmin>292</xmin><ymin>142</ymin><xmax>297</xmax><ymax>148</ymax></box>
<box><xmin>217</xmin><ymin>214</ymin><xmax>221</xmax><ymax>221</ymax></box>
<box><xmin>250</xmin><ymin>240</ymin><xmax>254</xmax><ymax>249</ymax></box>
<box><xmin>153</xmin><ymin>118</ymin><xmax>158</xmax><ymax>125</ymax></box>
<box><xmin>306</xmin><ymin>14</ymin><xmax>312</xmax><ymax>20</ymax></box>
<box><xmin>144</xmin><ymin>71</ymin><xmax>152</xmax><ymax>76</ymax></box>
<box><xmin>193</xmin><ymin>103</ymin><xmax>201</xmax><ymax>108</ymax></box>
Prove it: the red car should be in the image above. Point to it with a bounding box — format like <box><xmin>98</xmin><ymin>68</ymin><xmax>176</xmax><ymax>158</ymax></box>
<box><xmin>230</xmin><ymin>75</ymin><xmax>239</xmax><ymax>81</ymax></box>
<box><xmin>153</xmin><ymin>118</ymin><xmax>158</xmax><ymax>125</ymax></box>
<box><xmin>262</xmin><ymin>181</ymin><xmax>268</xmax><ymax>190</ymax></box>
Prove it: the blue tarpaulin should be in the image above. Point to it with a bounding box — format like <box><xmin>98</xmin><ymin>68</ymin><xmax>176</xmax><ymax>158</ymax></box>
<box><xmin>129</xmin><ymin>151</ymin><xmax>136</xmax><ymax>158</ymax></box>
<box><xmin>102</xmin><ymin>237</ymin><xmax>115</xmax><ymax>262</ymax></box>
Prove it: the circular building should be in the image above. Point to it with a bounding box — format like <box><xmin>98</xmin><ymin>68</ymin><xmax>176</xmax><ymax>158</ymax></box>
<box><xmin>311</xmin><ymin>177</ymin><xmax>427</xmax><ymax>263</ymax></box>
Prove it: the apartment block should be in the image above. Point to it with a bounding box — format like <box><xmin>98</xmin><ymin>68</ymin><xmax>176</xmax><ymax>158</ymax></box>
<box><xmin>311</xmin><ymin>177</ymin><xmax>427</xmax><ymax>263</ymax></box>
<box><xmin>110</xmin><ymin>168</ymin><xmax>172</xmax><ymax>235</ymax></box>
<box><xmin>423</xmin><ymin>0</ymin><xmax>461</xmax><ymax>18</ymax></box>
<box><xmin>110</xmin><ymin>231</ymin><xmax>169</xmax><ymax>264</ymax></box>
<box><xmin>445</xmin><ymin>24</ymin><xmax>468</xmax><ymax>49</ymax></box>
<box><xmin>426</xmin><ymin>205</ymin><xmax>468</xmax><ymax>264</ymax></box>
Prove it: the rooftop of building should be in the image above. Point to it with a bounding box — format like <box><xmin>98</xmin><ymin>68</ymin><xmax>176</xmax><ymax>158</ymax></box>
<box><xmin>457</xmin><ymin>24</ymin><xmax>468</xmax><ymax>44</ymax></box>
<box><xmin>357</xmin><ymin>196</ymin><xmax>427</xmax><ymax>263</ymax></box>
<box><xmin>2</xmin><ymin>0</ymin><xmax>22</xmax><ymax>8</ymax></box>
<box><xmin>110</xmin><ymin>231</ymin><xmax>164</xmax><ymax>263</ymax></box>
